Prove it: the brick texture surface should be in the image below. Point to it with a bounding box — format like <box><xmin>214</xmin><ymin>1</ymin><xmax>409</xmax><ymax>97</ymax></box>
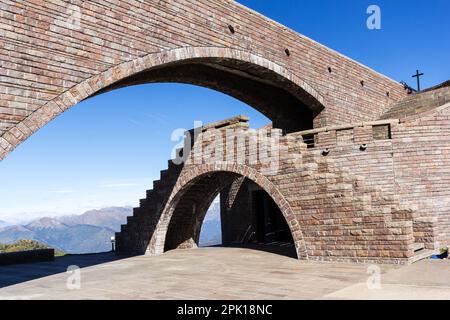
<box><xmin>0</xmin><ymin>0</ymin><xmax>408</xmax><ymax>159</ymax></box>
<box><xmin>117</xmin><ymin>117</ymin><xmax>419</xmax><ymax>264</ymax></box>
<box><xmin>2</xmin><ymin>1</ymin><xmax>449</xmax><ymax>265</ymax></box>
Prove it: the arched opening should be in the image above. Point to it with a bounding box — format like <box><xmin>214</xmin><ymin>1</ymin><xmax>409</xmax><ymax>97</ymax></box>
<box><xmin>163</xmin><ymin>171</ymin><xmax>298</xmax><ymax>259</ymax></box>
<box><xmin>0</xmin><ymin>48</ymin><xmax>316</xmax><ymax>260</ymax></box>
<box><xmin>96</xmin><ymin>57</ymin><xmax>322</xmax><ymax>133</ymax></box>
<box><xmin>0</xmin><ymin>84</ymin><xmax>271</xmax><ymax>256</ymax></box>
<box><xmin>220</xmin><ymin>179</ymin><xmax>296</xmax><ymax>258</ymax></box>
<box><xmin>1</xmin><ymin>47</ymin><xmax>327</xmax><ymax>160</ymax></box>
<box><xmin>198</xmin><ymin>196</ymin><xmax>221</xmax><ymax>247</ymax></box>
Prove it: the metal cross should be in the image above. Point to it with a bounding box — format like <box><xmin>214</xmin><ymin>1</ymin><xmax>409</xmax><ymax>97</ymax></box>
<box><xmin>412</xmin><ymin>69</ymin><xmax>424</xmax><ymax>92</ymax></box>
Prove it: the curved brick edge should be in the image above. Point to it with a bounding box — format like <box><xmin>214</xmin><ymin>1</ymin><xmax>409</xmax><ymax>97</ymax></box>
<box><xmin>149</xmin><ymin>163</ymin><xmax>308</xmax><ymax>260</ymax></box>
<box><xmin>0</xmin><ymin>46</ymin><xmax>327</xmax><ymax>161</ymax></box>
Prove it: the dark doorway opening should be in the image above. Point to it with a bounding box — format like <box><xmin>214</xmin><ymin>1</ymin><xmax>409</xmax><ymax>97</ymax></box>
<box><xmin>164</xmin><ymin>173</ymin><xmax>298</xmax><ymax>259</ymax></box>
<box><xmin>252</xmin><ymin>190</ymin><xmax>294</xmax><ymax>245</ymax></box>
<box><xmin>220</xmin><ymin>179</ymin><xmax>297</xmax><ymax>258</ymax></box>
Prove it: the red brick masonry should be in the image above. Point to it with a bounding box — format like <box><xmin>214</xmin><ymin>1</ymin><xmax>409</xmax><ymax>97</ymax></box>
<box><xmin>1</xmin><ymin>1</ymin><xmax>448</xmax><ymax>264</ymax></box>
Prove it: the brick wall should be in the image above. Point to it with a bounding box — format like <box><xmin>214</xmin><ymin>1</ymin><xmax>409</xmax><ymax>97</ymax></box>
<box><xmin>393</xmin><ymin>103</ymin><xmax>450</xmax><ymax>247</ymax></box>
<box><xmin>118</xmin><ymin>116</ymin><xmax>415</xmax><ymax>264</ymax></box>
<box><xmin>290</xmin><ymin>97</ymin><xmax>450</xmax><ymax>251</ymax></box>
<box><xmin>297</xmin><ymin>122</ymin><xmax>397</xmax><ymax>202</ymax></box>
<box><xmin>220</xmin><ymin>177</ymin><xmax>253</xmax><ymax>245</ymax></box>
<box><xmin>5</xmin><ymin>0</ymin><xmax>446</xmax><ymax>264</ymax></box>
<box><xmin>0</xmin><ymin>0</ymin><xmax>407</xmax><ymax>160</ymax></box>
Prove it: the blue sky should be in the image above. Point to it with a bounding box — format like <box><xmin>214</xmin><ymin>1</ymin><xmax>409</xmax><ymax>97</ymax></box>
<box><xmin>0</xmin><ymin>0</ymin><xmax>449</xmax><ymax>223</ymax></box>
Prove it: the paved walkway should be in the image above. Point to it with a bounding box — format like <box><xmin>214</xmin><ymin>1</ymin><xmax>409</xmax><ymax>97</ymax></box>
<box><xmin>0</xmin><ymin>248</ymin><xmax>449</xmax><ymax>300</ymax></box>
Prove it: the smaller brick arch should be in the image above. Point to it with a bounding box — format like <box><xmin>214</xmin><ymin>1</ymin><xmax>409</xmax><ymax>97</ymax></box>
<box><xmin>150</xmin><ymin>163</ymin><xmax>308</xmax><ymax>260</ymax></box>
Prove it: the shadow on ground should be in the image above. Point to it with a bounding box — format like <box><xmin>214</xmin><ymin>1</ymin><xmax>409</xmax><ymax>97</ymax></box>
<box><xmin>0</xmin><ymin>247</ymin><xmax>449</xmax><ymax>299</ymax></box>
<box><xmin>217</xmin><ymin>243</ymin><xmax>298</xmax><ymax>259</ymax></box>
<box><xmin>0</xmin><ymin>252</ymin><xmax>130</xmax><ymax>288</ymax></box>
<box><xmin>0</xmin><ymin>244</ymin><xmax>296</xmax><ymax>288</ymax></box>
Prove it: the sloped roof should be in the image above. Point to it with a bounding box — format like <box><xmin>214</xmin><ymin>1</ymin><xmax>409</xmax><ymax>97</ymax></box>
<box><xmin>380</xmin><ymin>81</ymin><xmax>450</xmax><ymax>120</ymax></box>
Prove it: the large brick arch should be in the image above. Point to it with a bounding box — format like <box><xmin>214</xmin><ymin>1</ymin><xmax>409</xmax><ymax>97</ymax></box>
<box><xmin>0</xmin><ymin>0</ymin><xmax>407</xmax><ymax>161</ymax></box>
<box><xmin>150</xmin><ymin>163</ymin><xmax>308</xmax><ymax>259</ymax></box>
<box><xmin>0</xmin><ymin>47</ymin><xmax>327</xmax><ymax>161</ymax></box>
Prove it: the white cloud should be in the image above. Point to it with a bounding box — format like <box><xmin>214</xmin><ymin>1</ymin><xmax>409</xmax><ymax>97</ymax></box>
<box><xmin>1</xmin><ymin>197</ymin><xmax>138</xmax><ymax>224</ymax></box>
<box><xmin>128</xmin><ymin>118</ymin><xmax>141</xmax><ymax>126</ymax></box>
<box><xmin>0</xmin><ymin>180</ymin><xmax>149</xmax><ymax>223</ymax></box>
<box><xmin>146</xmin><ymin>112</ymin><xmax>171</xmax><ymax>125</ymax></box>
<box><xmin>100</xmin><ymin>183</ymin><xmax>139</xmax><ymax>188</ymax></box>
<box><xmin>49</xmin><ymin>189</ymin><xmax>76</xmax><ymax>194</ymax></box>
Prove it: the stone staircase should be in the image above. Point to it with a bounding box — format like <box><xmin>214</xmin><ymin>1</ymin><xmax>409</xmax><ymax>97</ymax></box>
<box><xmin>411</xmin><ymin>218</ymin><xmax>440</xmax><ymax>263</ymax></box>
<box><xmin>115</xmin><ymin>116</ymin><xmax>424</xmax><ymax>263</ymax></box>
<box><xmin>115</xmin><ymin>159</ymin><xmax>184</xmax><ymax>255</ymax></box>
<box><xmin>115</xmin><ymin>116</ymin><xmax>251</xmax><ymax>255</ymax></box>
<box><xmin>411</xmin><ymin>242</ymin><xmax>436</xmax><ymax>263</ymax></box>
<box><xmin>380</xmin><ymin>84</ymin><xmax>450</xmax><ymax>120</ymax></box>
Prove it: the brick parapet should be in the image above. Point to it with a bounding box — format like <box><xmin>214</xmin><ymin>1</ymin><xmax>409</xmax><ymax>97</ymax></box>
<box><xmin>118</xmin><ymin>117</ymin><xmax>416</xmax><ymax>264</ymax></box>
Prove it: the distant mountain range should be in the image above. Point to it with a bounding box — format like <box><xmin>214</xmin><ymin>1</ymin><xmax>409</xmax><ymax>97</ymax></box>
<box><xmin>0</xmin><ymin>204</ymin><xmax>222</xmax><ymax>254</ymax></box>
<box><xmin>199</xmin><ymin>202</ymin><xmax>222</xmax><ymax>247</ymax></box>
<box><xmin>0</xmin><ymin>207</ymin><xmax>131</xmax><ymax>254</ymax></box>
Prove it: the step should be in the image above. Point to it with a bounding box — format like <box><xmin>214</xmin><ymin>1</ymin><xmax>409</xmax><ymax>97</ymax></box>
<box><xmin>153</xmin><ymin>180</ymin><xmax>161</xmax><ymax>188</ymax></box>
<box><xmin>116</xmin><ymin>154</ymin><xmax>184</xmax><ymax>252</ymax></box>
<box><xmin>168</xmin><ymin>159</ymin><xmax>183</xmax><ymax>170</ymax></box>
<box><xmin>410</xmin><ymin>249</ymin><xmax>435</xmax><ymax>264</ymax></box>
<box><xmin>160</xmin><ymin>169</ymin><xmax>169</xmax><ymax>179</ymax></box>
<box><xmin>413</xmin><ymin>243</ymin><xmax>425</xmax><ymax>252</ymax></box>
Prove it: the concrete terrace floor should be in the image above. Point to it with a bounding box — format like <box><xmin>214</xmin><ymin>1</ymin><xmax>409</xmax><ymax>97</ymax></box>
<box><xmin>0</xmin><ymin>248</ymin><xmax>449</xmax><ymax>300</ymax></box>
